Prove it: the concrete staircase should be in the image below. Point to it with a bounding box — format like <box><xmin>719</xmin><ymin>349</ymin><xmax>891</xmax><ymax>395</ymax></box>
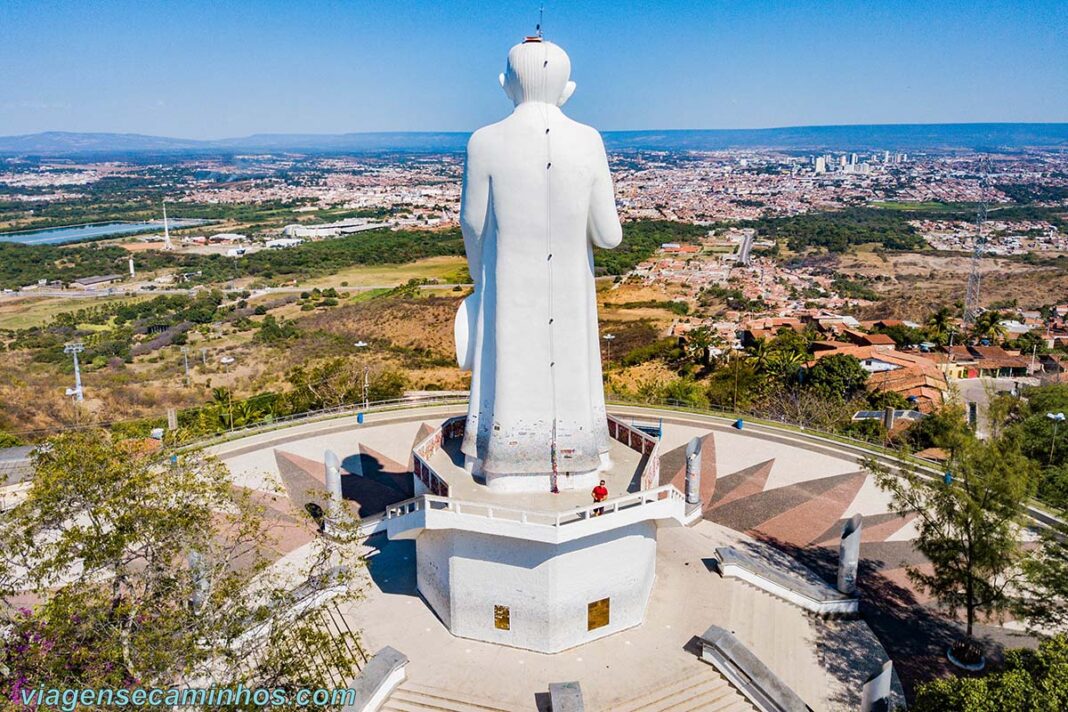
<box><xmin>381</xmin><ymin>681</ymin><xmax>521</xmax><ymax>712</ymax></box>
<box><xmin>603</xmin><ymin>669</ymin><xmax>756</xmax><ymax>712</ymax></box>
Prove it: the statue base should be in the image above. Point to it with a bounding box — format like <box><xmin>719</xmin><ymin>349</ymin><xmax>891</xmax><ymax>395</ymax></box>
<box><xmin>465</xmin><ymin>452</ymin><xmax>613</xmax><ymax>493</ymax></box>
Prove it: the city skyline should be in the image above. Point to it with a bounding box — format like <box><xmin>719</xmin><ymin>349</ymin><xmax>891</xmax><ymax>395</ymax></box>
<box><xmin>1</xmin><ymin>0</ymin><xmax>1066</xmax><ymax>139</ymax></box>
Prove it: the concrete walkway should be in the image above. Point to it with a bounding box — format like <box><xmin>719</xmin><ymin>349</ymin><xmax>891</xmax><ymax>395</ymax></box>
<box><xmin>342</xmin><ymin>519</ymin><xmax>893</xmax><ymax>711</ymax></box>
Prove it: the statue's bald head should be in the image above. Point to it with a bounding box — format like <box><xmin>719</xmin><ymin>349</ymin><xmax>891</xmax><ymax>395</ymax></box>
<box><xmin>499</xmin><ymin>40</ymin><xmax>577</xmax><ymax>108</ymax></box>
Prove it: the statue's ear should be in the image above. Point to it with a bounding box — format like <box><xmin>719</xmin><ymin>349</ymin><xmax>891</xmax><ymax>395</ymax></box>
<box><xmin>499</xmin><ymin>72</ymin><xmax>516</xmax><ymax>103</ymax></box>
<box><xmin>557</xmin><ymin>80</ymin><xmax>576</xmax><ymax>107</ymax></box>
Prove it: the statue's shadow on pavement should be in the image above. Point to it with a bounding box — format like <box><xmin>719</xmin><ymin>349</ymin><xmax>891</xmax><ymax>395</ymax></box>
<box><xmin>364</xmin><ymin>534</ymin><xmax>418</xmax><ymax>597</ymax></box>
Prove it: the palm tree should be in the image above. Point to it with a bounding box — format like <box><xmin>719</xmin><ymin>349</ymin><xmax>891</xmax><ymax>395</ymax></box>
<box><xmin>971</xmin><ymin>310</ymin><xmax>1007</xmax><ymax>344</ymax></box>
<box><xmin>765</xmin><ymin>349</ymin><xmax>805</xmax><ymax>382</ymax></box>
<box><xmin>926</xmin><ymin>306</ymin><xmax>956</xmax><ymax>345</ymax></box>
<box><xmin>746</xmin><ymin>338</ymin><xmax>772</xmax><ymax>372</ymax></box>
<box><xmin>685</xmin><ymin>327</ymin><xmax>714</xmax><ymax>368</ymax></box>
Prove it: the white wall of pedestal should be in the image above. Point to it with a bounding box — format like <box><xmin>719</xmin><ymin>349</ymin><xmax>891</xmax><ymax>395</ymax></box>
<box><xmin>415</xmin><ymin>521</ymin><xmax>657</xmax><ymax>653</ymax></box>
<box><xmin>483</xmin><ymin>469</ymin><xmax>600</xmax><ymax>493</ymax></box>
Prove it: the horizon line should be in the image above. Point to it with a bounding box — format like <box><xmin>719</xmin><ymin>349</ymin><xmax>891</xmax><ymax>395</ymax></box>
<box><xmin>4</xmin><ymin>120</ymin><xmax>1068</xmax><ymax>142</ymax></box>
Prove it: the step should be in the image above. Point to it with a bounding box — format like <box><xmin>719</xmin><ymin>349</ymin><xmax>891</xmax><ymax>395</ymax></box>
<box><xmin>683</xmin><ymin>690</ymin><xmax>757</xmax><ymax>712</ymax></box>
<box><xmin>645</xmin><ymin>681</ymin><xmax>739</xmax><ymax>712</ymax></box>
<box><xmin>609</xmin><ymin>673</ymin><xmax>731</xmax><ymax>712</ymax></box>
<box><xmin>382</xmin><ymin>682</ymin><xmax>517</xmax><ymax>712</ymax></box>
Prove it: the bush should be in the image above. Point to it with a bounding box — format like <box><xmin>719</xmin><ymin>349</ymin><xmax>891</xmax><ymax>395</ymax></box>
<box><xmin>912</xmin><ymin>634</ymin><xmax>1068</xmax><ymax>712</ymax></box>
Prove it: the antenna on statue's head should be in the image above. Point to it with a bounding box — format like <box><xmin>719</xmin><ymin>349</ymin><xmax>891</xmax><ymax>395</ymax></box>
<box><xmin>524</xmin><ymin>4</ymin><xmax>545</xmax><ymax>43</ymax></box>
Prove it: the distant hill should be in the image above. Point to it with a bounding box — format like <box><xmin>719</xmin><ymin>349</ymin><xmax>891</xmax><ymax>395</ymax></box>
<box><xmin>1</xmin><ymin>124</ymin><xmax>1066</xmax><ymax>156</ymax></box>
<box><xmin>0</xmin><ymin>131</ymin><xmax>209</xmax><ymax>153</ymax></box>
<box><xmin>604</xmin><ymin>124</ymin><xmax>1068</xmax><ymax>152</ymax></box>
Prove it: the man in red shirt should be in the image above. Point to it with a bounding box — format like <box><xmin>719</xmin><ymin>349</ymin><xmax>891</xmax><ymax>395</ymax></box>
<box><xmin>592</xmin><ymin>480</ymin><xmax>608</xmax><ymax>516</ymax></box>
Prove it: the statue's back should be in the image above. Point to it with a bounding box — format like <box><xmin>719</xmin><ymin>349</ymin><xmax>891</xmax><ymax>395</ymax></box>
<box><xmin>458</xmin><ymin>39</ymin><xmax>621</xmax><ymax>484</ymax></box>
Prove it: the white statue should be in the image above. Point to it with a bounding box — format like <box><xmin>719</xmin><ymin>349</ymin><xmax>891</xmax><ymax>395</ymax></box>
<box><xmin>456</xmin><ymin>37</ymin><xmax>622</xmax><ymax>491</ymax></box>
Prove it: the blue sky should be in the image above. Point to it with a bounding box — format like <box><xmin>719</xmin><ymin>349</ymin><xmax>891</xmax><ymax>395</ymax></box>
<box><xmin>1</xmin><ymin>0</ymin><xmax>1065</xmax><ymax>138</ymax></box>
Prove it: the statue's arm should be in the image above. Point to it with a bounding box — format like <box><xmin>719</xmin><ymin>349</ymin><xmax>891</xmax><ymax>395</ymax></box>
<box><xmin>587</xmin><ymin>134</ymin><xmax>623</xmax><ymax>249</ymax></box>
<box><xmin>459</xmin><ymin>132</ymin><xmax>491</xmax><ymax>282</ymax></box>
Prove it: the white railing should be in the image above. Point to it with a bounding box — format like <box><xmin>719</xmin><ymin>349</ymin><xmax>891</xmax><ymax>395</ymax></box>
<box><xmin>410</xmin><ymin>416</ymin><xmax>464</xmax><ymax>497</ymax></box>
<box><xmin>384</xmin><ymin>484</ymin><xmax>684</xmax><ymax>529</ymax></box>
<box><xmin>606</xmin><ymin>414</ymin><xmax>662</xmax><ymax>490</ymax></box>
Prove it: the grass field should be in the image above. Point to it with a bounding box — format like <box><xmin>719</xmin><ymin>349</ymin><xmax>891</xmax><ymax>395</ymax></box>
<box><xmin>0</xmin><ymin>294</ymin><xmax>151</xmax><ymax>330</ymax></box>
<box><xmin>301</xmin><ymin>255</ymin><xmax>470</xmax><ymax>289</ymax></box>
<box><xmin>869</xmin><ymin>200</ymin><xmax>973</xmax><ymax>212</ymax></box>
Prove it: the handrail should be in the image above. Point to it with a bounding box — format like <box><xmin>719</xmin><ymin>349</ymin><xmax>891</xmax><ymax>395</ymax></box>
<box><xmin>185</xmin><ymin>395</ymin><xmax>468</xmax><ymax>451</ymax></box>
<box><xmin>385</xmin><ymin>484</ymin><xmax>684</xmax><ymax>529</ymax></box>
<box><xmin>606</xmin><ymin>414</ymin><xmax>662</xmax><ymax>490</ymax></box>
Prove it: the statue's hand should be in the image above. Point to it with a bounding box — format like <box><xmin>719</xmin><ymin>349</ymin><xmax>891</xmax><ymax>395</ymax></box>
<box><xmin>455</xmin><ymin>295</ymin><xmax>478</xmax><ymax>370</ymax></box>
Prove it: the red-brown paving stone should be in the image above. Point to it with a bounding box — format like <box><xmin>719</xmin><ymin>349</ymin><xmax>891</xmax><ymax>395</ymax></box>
<box><xmin>752</xmin><ymin>472</ymin><xmax>868</xmax><ymax>546</ymax></box>
<box><xmin>339</xmin><ymin>476</ymin><xmax>413</xmax><ymax>517</ymax></box>
<box><xmin>859</xmin><ymin>540</ymin><xmax>930</xmax><ymax>571</ymax></box>
<box><xmin>275</xmin><ymin>450</ymin><xmax>329</xmax><ymax>508</ymax></box>
<box><xmin>274</xmin><ymin>449</ymin><xmax>406</xmax><ymax>520</ymax></box>
<box><xmin>356</xmin><ymin>446</ymin><xmax>410</xmax><ymax>478</ymax></box>
<box><xmin>708</xmin><ymin>458</ymin><xmax>774</xmax><ymax>510</ymax></box>
<box><xmin>276</xmin><ymin>449</ymin><xmax>327</xmax><ymax>484</ymax></box>
<box><xmin>708</xmin><ymin>467</ymin><xmax>861</xmax><ymax>533</ymax></box>
<box><xmin>879</xmin><ymin>565</ymin><xmax>936</xmax><ymax>606</ymax></box>
<box><xmin>657</xmin><ymin>440</ymin><xmax>688</xmax><ymax>489</ymax></box>
<box><xmin>880</xmin><ymin>512</ymin><xmax>921</xmax><ymax>542</ymax></box>
<box><xmin>231</xmin><ymin>484</ymin><xmax>295</xmax><ymax>517</ymax></box>
<box><xmin>810</xmin><ymin>512</ymin><xmax>914</xmax><ymax>547</ymax></box>
<box><xmin>698</xmin><ymin>433</ymin><xmax>718</xmax><ymax>508</ymax></box>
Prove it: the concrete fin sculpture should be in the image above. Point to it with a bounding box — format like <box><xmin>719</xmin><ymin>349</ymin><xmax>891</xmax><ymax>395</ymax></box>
<box><xmin>685</xmin><ymin>436</ymin><xmax>703</xmax><ymax>508</ymax></box>
<box><xmin>837</xmin><ymin>512</ymin><xmax>863</xmax><ymax>594</ymax></box>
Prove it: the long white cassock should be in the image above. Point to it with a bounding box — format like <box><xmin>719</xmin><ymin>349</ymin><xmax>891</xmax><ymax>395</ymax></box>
<box><xmin>455</xmin><ymin>39</ymin><xmax>622</xmax><ymax>478</ymax></box>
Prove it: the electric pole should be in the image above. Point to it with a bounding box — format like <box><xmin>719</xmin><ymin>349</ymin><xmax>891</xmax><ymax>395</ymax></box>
<box><xmin>963</xmin><ymin>161</ymin><xmax>989</xmax><ymax>326</ymax></box>
<box><xmin>64</xmin><ymin>342</ymin><xmax>85</xmax><ymax>402</ymax></box>
<box><xmin>181</xmin><ymin>346</ymin><xmax>190</xmax><ymax>386</ymax></box>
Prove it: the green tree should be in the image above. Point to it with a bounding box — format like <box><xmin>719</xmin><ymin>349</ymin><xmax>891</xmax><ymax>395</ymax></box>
<box><xmin>1017</xmin><ymin>519</ymin><xmax>1068</xmax><ymax>632</ymax></box>
<box><xmin>925</xmin><ymin>306</ymin><xmax>957</xmax><ymax>345</ymax></box>
<box><xmin>912</xmin><ymin>634</ymin><xmax>1068</xmax><ymax>712</ymax></box>
<box><xmin>0</xmin><ymin>431</ymin><xmax>23</xmax><ymax>448</ymax></box>
<box><xmin>971</xmin><ymin>310</ymin><xmax>1007</xmax><ymax>343</ymax></box>
<box><xmin>706</xmin><ymin>353</ymin><xmax>762</xmax><ymax>411</ymax></box>
<box><xmin>684</xmin><ymin>327</ymin><xmax>715</xmax><ymax>369</ymax></box>
<box><xmin>254</xmin><ymin>314</ymin><xmax>299</xmax><ymax>344</ymax></box>
<box><xmin>0</xmin><ymin>430</ymin><xmax>362</xmax><ymax>706</ymax></box>
<box><xmin>662</xmin><ymin>377</ymin><xmax>710</xmax><ymax>410</ymax></box>
<box><xmin>805</xmin><ymin>353</ymin><xmax>869</xmax><ymax>400</ymax></box>
<box><xmin>1004</xmin><ymin>384</ymin><xmax>1068</xmax><ymax>504</ymax></box>
<box><xmin>906</xmin><ymin>403</ymin><xmax>974</xmax><ymax>454</ymax></box>
<box><xmin>875</xmin><ymin>323</ymin><xmax>926</xmax><ymax>348</ymax></box>
<box><xmin>867</xmin><ymin>437</ymin><xmax>1037</xmax><ymax>643</ymax></box>
<box><xmin>763</xmin><ymin>349</ymin><xmax>805</xmax><ymax>383</ymax></box>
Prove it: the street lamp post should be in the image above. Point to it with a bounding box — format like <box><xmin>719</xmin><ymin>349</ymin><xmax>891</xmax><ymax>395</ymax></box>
<box><xmin>354</xmin><ymin>341</ymin><xmax>370</xmax><ymax>409</ymax></box>
<box><xmin>1048</xmin><ymin>412</ymin><xmax>1066</xmax><ymax>465</ymax></box>
<box><xmin>602</xmin><ymin>333</ymin><xmax>615</xmax><ymax>363</ymax></box>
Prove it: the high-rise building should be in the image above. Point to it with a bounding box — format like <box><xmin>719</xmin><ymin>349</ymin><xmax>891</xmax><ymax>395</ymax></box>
<box><xmin>814</xmin><ymin>156</ymin><xmax>827</xmax><ymax>174</ymax></box>
<box><xmin>850</xmin><ymin>152</ymin><xmax>858</xmax><ymax>165</ymax></box>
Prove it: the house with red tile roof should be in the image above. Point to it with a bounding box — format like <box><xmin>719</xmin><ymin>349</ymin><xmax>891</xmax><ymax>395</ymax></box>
<box><xmin>807</xmin><ymin>343</ymin><xmax>949</xmax><ymax>412</ymax></box>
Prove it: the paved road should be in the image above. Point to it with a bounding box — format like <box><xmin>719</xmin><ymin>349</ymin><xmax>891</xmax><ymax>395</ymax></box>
<box><xmin>1</xmin><ymin>283</ymin><xmax>474</xmax><ymax>302</ymax></box>
<box><xmin>951</xmin><ymin>376</ymin><xmax>1039</xmax><ymax>438</ymax></box>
